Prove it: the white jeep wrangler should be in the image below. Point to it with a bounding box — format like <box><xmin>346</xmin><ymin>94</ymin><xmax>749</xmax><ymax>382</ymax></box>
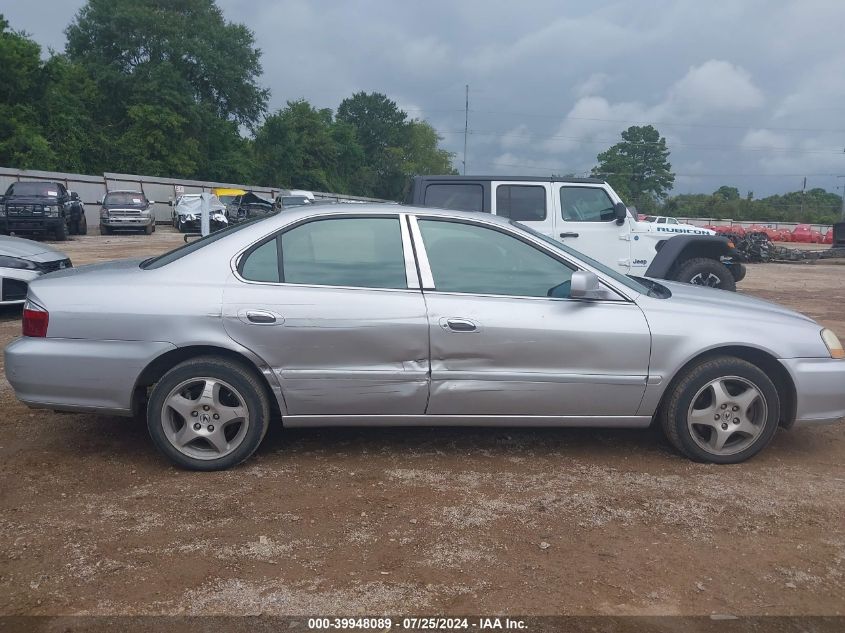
<box><xmin>406</xmin><ymin>176</ymin><xmax>745</xmax><ymax>290</ymax></box>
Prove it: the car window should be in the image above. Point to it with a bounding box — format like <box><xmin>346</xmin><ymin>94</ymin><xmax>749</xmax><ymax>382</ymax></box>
<box><xmin>280</xmin><ymin>217</ymin><xmax>407</xmax><ymax>289</ymax></box>
<box><xmin>561</xmin><ymin>187</ymin><xmax>616</xmax><ymax>222</ymax></box>
<box><xmin>241</xmin><ymin>238</ymin><xmax>280</xmax><ymax>283</ymax></box>
<box><xmin>668</xmin><ymin>218</ymin><xmax>678</xmax><ymax>224</ymax></box>
<box><xmin>496</xmin><ymin>185</ymin><xmax>546</xmax><ymax>221</ymax></box>
<box><xmin>418</xmin><ymin>219</ymin><xmax>574</xmax><ymax>298</ymax></box>
<box><xmin>424</xmin><ymin>184</ymin><xmax>483</xmax><ymax>212</ymax></box>
<box><xmin>657</xmin><ymin>217</ymin><xmax>666</xmax><ymax>224</ymax></box>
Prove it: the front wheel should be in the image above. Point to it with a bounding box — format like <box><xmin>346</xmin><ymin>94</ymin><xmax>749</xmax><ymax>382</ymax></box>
<box><xmin>53</xmin><ymin>219</ymin><xmax>68</xmax><ymax>242</ymax></box>
<box><xmin>146</xmin><ymin>357</ymin><xmax>271</xmax><ymax>470</ymax></box>
<box><xmin>660</xmin><ymin>356</ymin><xmax>780</xmax><ymax>464</ymax></box>
<box><xmin>674</xmin><ymin>257</ymin><xmax>736</xmax><ymax>291</ymax></box>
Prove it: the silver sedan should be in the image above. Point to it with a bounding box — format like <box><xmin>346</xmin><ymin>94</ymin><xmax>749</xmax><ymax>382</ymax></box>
<box><xmin>5</xmin><ymin>206</ymin><xmax>845</xmax><ymax>470</ymax></box>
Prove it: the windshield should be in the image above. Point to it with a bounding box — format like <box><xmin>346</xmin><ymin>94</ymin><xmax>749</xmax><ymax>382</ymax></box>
<box><xmin>7</xmin><ymin>182</ymin><xmax>61</xmax><ymax>197</ymax></box>
<box><xmin>512</xmin><ymin>221</ymin><xmax>650</xmax><ymax>296</ymax></box>
<box><xmin>218</xmin><ymin>195</ymin><xmax>236</xmax><ymax>205</ymax></box>
<box><xmin>104</xmin><ymin>191</ymin><xmax>147</xmax><ymax>206</ymax></box>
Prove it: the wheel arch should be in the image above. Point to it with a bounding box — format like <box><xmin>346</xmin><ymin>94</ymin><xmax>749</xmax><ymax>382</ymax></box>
<box><xmin>131</xmin><ymin>344</ymin><xmax>284</xmax><ymax>421</ymax></box>
<box><xmin>645</xmin><ymin>235</ymin><xmax>732</xmax><ymax>279</ymax></box>
<box><xmin>656</xmin><ymin>345</ymin><xmax>797</xmax><ymax>429</ymax></box>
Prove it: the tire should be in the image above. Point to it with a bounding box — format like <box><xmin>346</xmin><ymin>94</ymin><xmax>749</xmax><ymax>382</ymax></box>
<box><xmin>78</xmin><ymin>215</ymin><xmax>87</xmax><ymax>235</ymax></box>
<box><xmin>151</xmin><ymin>222</ymin><xmax>156</xmax><ymax>233</ymax></box>
<box><xmin>100</xmin><ymin>225</ymin><xmax>111</xmax><ymax>236</ymax></box>
<box><xmin>146</xmin><ymin>356</ymin><xmax>271</xmax><ymax>471</ymax></box>
<box><xmin>144</xmin><ymin>224</ymin><xmax>153</xmax><ymax>235</ymax></box>
<box><xmin>54</xmin><ymin>219</ymin><xmax>68</xmax><ymax>242</ymax></box>
<box><xmin>660</xmin><ymin>356</ymin><xmax>780</xmax><ymax>464</ymax></box>
<box><xmin>69</xmin><ymin>219</ymin><xmax>78</xmax><ymax>235</ymax></box>
<box><xmin>177</xmin><ymin>218</ymin><xmax>185</xmax><ymax>233</ymax></box>
<box><xmin>674</xmin><ymin>257</ymin><xmax>736</xmax><ymax>291</ymax></box>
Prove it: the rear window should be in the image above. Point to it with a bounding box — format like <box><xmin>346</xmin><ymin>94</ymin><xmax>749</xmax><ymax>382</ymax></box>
<box><xmin>496</xmin><ymin>185</ymin><xmax>546</xmax><ymax>221</ymax></box>
<box><xmin>6</xmin><ymin>182</ymin><xmax>62</xmax><ymax>197</ymax></box>
<box><xmin>141</xmin><ymin>217</ymin><xmax>266</xmax><ymax>270</ymax></box>
<box><xmin>424</xmin><ymin>184</ymin><xmax>483</xmax><ymax>212</ymax></box>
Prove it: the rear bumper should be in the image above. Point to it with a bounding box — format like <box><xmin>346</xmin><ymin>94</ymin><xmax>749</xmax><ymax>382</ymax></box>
<box><xmin>780</xmin><ymin>357</ymin><xmax>845</xmax><ymax>426</ymax></box>
<box><xmin>4</xmin><ymin>337</ymin><xmax>176</xmax><ymax>415</ymax></box>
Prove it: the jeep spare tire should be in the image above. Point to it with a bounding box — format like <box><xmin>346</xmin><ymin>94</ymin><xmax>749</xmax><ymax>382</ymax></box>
<box><xmin>674</xmin><ymin>257</ymin><xmax>737</xmax><ymax>291</ymax></box>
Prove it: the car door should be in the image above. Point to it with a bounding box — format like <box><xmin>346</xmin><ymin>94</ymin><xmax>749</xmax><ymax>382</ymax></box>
<box><xmin>222</xmin><ymin>214</ymin><xmax>430</xmax><ymax>417</ymax></box>
<box><xmin>491</xmin><ymin>181</ymin><xmax>554</xmax><ymax>237</ymax></box>
<box><xmin>553</xmin><ymin>183</ymin><xmax>633</xmax><ymax>274</ymax></box>
<box><xmin>410</xmin><ymin>215</ymin><xmax>651</xmax><ymax>421</ymax></box>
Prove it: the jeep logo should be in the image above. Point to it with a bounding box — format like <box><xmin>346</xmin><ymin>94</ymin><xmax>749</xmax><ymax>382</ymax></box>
<box><xmin>632</xmin><ymin>259</ymin><xmax>648</xmax><ymax>266</ymax></box>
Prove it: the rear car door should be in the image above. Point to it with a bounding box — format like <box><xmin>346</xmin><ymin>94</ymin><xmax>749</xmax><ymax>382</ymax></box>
<box><xmin>410</xmin><ymin>215</ymin><xmax>651</xmax><ymax>420</ymax></box>
<box><xmin>223</xmin><ymin>214</ymin><xmax>430</xmax><ymax>416</ymax></box>
<box><xmin>491</xmin><ymin>181</ymin><xmax>554</xmax><ymax>238</ymax></box>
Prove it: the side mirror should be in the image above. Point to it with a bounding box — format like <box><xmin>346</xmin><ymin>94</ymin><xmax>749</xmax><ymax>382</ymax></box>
<box><xmin>97</xmin><ymin>198</ymin><xmax>103</xmax><ymax>205</ymax></box>
<box><xmin>614</xmin><ymin>202</ymin><xmax>627</xmax><ymax>225</ymax></box>
<box><xmin>570</xmin><ymin>271</ymin><xmax>603</xmax><ymax>300</ymax></box>
<box><xmin>147</xmin><ymin>200</ymin><xmax>155</xmax><ymax>205</ymax></box>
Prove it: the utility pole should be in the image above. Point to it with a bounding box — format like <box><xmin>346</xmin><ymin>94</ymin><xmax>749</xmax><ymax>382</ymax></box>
<box><xmin>463</xmin><ymin>84</ymin><xmax>469</xmax><ymax>175</ymax></box>
<box><xmin>839</xmin><ymin>176</ymin><xmax>845</xmax><ymax>221</ymax></box>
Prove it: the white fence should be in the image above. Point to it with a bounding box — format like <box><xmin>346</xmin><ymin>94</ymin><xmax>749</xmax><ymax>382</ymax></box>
<box><xmin>0</xmin><ymin>166</ymin><xmax>388</xmax><ymax>226</ymax></box>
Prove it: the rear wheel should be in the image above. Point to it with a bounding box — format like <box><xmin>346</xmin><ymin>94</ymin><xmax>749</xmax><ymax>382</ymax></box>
<box><xmin>147</xmin><ymin>357</ymin><xmax>271</xmax><ymax>471</ymax></box>
<box><xmin>660</xmin><ymin>356</ymin><xmax>780</xmax><ymax>464</ymax></box>
<box><xmin>78</xmin><ymin>215</ymin><xmax>87</xmax><ymax>235</ymax></box>
<box><xmin>674</xmin><ymin>257</ymin><xmax>736</xmax><ymax>291</ymax></box>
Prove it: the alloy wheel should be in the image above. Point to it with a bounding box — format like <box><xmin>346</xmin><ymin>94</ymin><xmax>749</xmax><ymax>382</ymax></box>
<box><xmin>686</xmin><ymin>375</ymin><xmax>767</xmax><ymax>456</ymax></box>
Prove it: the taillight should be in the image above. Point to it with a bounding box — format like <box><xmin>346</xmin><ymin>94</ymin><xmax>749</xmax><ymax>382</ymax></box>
<box><xmin>22</xmin><ymin>301</ymin><xmax>49</xmax><ymax>337</ymax></box>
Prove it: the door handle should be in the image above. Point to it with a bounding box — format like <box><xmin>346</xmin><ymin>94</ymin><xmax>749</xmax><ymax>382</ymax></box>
<box><xmin>442</xmin><ymin>317</ymin><xmax>478</xmax><ymax>333</ymax></box>
<box><xmin>245</xmin><ymin>310</ymin><xmax>277</xmax><ymax>324</ymax></box>
<box><xmin>559</xmin><ymin>232</ymin><xmax>580</xmax><ymax>238</ymax></box>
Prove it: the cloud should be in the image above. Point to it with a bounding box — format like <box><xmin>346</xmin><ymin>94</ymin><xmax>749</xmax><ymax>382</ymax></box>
<box><xmin>499</xmin><ymin>124</ymin><xmax>531</xmax><ymax>149</ymax></box>
<box><xmin>666</xmin><ymin>60</ymin><xmax>764</xmax><ymax>117</ymax></box>
<box><xmin>573</xmin><ymin>73</ymin><xmax>611</xmax><ymax>98</ymax></box>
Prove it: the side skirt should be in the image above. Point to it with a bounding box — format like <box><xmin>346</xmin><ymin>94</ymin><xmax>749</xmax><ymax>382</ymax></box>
<box><xmin>282</xmin><ymin>415</ymin><xmax>652</xmax><ymax>428</ymax></box>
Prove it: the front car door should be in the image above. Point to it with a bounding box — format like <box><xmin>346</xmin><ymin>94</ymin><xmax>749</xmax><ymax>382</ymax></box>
<box><xmin>553</xmin><ymin>183</ymin><xmax>633</xmax><ymax>274</ymax></box>
<box><xmin>409</xmin><ymin>215</ymin><xmax>652</xmax><ymax>424</ymax></box>
<box><xmin>223</xmin><ymin>213</ymin><xmax>430</xmax><ymax>418</ymax></box>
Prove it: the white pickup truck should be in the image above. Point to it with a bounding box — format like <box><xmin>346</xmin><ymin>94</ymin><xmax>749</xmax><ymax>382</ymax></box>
<box><xmin>406</xmin><ymin>176</ymin><xmax>744</xmax><ymax>290</ymax></box>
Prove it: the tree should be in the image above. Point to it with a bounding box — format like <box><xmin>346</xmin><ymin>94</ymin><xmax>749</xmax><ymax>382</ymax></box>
<box><xmin>62</xmin><ymin>0</ymin><xmax>267</xmax><ymax>180</ymax></box>
<box><xmin>337</xmin><ymin>92</ymin><xmax>456</xmax><ymax>199</ymax></box>
<box><xmin>591</xmin><ymin>125</ymin><xmax>675</xmax><ymax>211</ymax></box>
<box><xmin>714</xmin><ymin>186</ymin><xmax>740</xmax><ymax>201</ymax></box>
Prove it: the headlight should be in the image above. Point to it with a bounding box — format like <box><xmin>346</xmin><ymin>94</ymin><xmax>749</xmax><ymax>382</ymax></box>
<box><xmin>821</xmin><ymin>329</ymin><xmax>844</xmax><ymax>359</ymax></box>
<box><xmin>43</xmin><ymin>205</ymin><xmax>59</xmax><ymax>217</ymax></box>
<box><xmin>0</xmin><ymin>255</ymin><xmax>38</xmax><ymax>270</ymax></box>
<box><xmin>100</xmin><ymin>208</ymin><xmax>108</xmax><ymax>219</ymax></box>
<box><xmin>186</xmin><ymin>214</ymin><xmax>196</xmax><ymax>221</ymax></box>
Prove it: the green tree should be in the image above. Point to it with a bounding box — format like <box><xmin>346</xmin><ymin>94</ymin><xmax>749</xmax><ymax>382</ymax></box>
<box><xmin>591</xmin><ymin>125</ymin><xmax>675</xmax><ymax>212</ymax></box>
<box><xmin>714</xmin><ymin>185</ymin><xmax>740</xmax><ymax>201</ymax></box>
<box><xmin>63</xmin><ymin>0</ymin><xmax>267</xmax><ymax>179</ymax></box>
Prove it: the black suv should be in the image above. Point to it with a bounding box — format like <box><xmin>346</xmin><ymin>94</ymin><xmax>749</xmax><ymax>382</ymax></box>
<box><xmin>0</xmin><ymin>181</ymin><xmax>82</xmax><ymax>241</ymax></box>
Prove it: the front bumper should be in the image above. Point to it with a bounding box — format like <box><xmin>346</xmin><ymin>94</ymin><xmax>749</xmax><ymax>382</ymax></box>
<box><xmin>0</xmin><ymin>218</ymin><xmax>64</xmax><ymax>233</ymax></box>
<box><xmin>101</xmin><ymin>216</ymin><xmax>153</xmax><ymax>228</ymax></box>
<box><xmin>4</xmin><ymin>337</ymin><xmax>176</xmax><ymax>415</ymax></box>
<box><xmin>780</xmin><ymin>357</ymin><xmax>845</xmax><ymax>426</ymax></box>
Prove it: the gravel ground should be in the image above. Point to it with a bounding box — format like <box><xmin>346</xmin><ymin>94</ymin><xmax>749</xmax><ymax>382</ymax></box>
<box><xmin>0</xmin><ymin>227</ymin><xmax>843</xmax><ymax>617</ymax></box>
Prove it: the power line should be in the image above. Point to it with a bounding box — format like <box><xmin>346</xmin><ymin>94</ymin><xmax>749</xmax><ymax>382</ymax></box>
<box><xmin>437</xmin><ymin>129</ymin><xmax>845</xmax><ymax>155</ymax></box>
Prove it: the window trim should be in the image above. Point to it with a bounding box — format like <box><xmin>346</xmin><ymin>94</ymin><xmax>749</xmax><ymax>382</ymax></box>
<box><xmin>408</xmin><ymin>214</ymin><xmax>631</xmax><ymax>302</ymax></box>
<box><xmin>233</xmin><ymin>213</ymin><xmax>420</xmax><ymax>292</ymax></box>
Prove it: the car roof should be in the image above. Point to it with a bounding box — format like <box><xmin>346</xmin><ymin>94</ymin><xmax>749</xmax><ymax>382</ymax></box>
<box><xmin>107</xmin><ymin>189</ymin><xmax>145</xmax><ymax>194</ymax></box>
<box><xmin>412</xmin><ymin>175</ymin><xmax>605</xmax><ymax>184</ymax></box>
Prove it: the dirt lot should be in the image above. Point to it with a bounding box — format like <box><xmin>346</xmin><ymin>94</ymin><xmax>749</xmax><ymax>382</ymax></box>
<box><xmin>0</xmin><ymin>228</ymin><xmax>843</xmax><ymax>617</ymax></box>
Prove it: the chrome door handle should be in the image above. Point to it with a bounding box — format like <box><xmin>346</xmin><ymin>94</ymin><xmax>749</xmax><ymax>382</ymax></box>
<box><xmin>245</xmin><ymin>310</ymin><xmax>277</xmax><ymax>324</ymax></box>
<box><xmin>442</xmin><ymin>317</ymin><xmax>478</xmax><ymax>332</ymax></box>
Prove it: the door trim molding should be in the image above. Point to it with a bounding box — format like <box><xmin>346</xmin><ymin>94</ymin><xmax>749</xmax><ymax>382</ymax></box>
<box><xmin>282</xmin><ymin>414</ymin><xmax>652</xmax><ymax>428</ymax></box>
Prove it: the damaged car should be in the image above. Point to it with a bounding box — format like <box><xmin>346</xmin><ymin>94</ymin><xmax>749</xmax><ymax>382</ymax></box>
<box><xmin>171</xmin><ymin>194</ymin><xmax>228</xmax><ymax>233</ymax></box>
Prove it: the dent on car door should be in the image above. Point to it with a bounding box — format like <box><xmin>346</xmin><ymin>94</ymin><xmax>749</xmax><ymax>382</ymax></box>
<box><xmin>222</xmin><ymin>215</ymin><xmax>430</xmax><ymax>416</ymax></box>
<box><xmin>411</xmin><ymin>217</ymin><xmax>652</xmax><ymax>420</ymax></box>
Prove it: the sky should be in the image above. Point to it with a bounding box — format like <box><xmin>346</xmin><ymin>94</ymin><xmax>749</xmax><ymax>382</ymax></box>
<box><xmin>6</xmin><ymin>0</ymin><xmax>845</xmax><ymax>198</ymax></box>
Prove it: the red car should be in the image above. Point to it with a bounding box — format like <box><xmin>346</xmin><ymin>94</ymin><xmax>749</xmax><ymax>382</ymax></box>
<box><xmin>823</xmin><ymin>230</ymin><xmax>833</xmax><ymax>244</ymax></box>
<box><xmin>748</xmin><ymin>225</ymin><xmax>780</xmax><ymax>241</ymax></box>
<box><xmin>792</xmin><ymin>224</ymin><xmax>823</xmax><ymax>243</ymax></box>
